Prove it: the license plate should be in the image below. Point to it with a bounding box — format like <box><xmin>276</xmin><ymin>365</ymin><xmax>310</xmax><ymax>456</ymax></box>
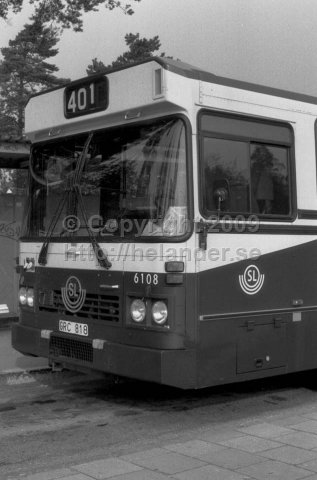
<box><xmin>59</xmin><ymin>320</ymin><xmax>88</xmax><ymax>336</ymax></box>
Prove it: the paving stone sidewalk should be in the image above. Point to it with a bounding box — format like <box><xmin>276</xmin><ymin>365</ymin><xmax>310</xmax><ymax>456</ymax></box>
<box><xmin>3</xmin><ymin>322</ymin><xmax>317</xmax><ymax>480</ymax></box>
<box><xmin>18</xmin><ymin>413</ymin><xmax>317</xmax><ymax>480</ymax></box>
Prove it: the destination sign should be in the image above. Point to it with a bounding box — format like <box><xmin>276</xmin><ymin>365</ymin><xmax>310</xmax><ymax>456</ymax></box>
<box><xmin>64</xmin><ymin>77</ymin><xmax>108</xmax><ymax>118</ymax></box>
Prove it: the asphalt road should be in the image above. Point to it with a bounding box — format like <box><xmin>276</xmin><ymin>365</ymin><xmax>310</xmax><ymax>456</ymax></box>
<box><xmin>2</xmin><ymin>369</ymin><xmax>317</xmax><ymax>479</ymax></box>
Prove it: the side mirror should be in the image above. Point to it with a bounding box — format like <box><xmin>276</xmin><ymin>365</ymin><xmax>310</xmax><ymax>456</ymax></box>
<box><xmin>214</xmin><ymin>187</ymin><xmax>228</xmax><ymax>204</ymax></box>
<box><xmin>213</xmin><ymin>179</ymin><xmax>230</xmax><ymax>212</ymax></box>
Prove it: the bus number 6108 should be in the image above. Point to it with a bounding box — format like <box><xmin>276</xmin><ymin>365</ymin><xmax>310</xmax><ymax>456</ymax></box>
<box><xmin>134</xmin><ymin>273</ymin><xmax>159</xmax><ymax>285</ymax></box>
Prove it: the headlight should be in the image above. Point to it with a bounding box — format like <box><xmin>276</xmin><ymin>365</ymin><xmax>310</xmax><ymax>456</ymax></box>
<box><xmin>26</xmin><ymin>288</ymin><xmax>34</xmax><ymax>307</ymax></box>
<box><xmin>130</xmin><ymin>299</ymin><xmax>146</xmax><ymax>323</ymax></box>
<box><xmin>19</xmin><ymin>287</ymin><xmax>27</xmax><ymax>305</ymax></box>
<box><xmin>152</xmin><ymin>301</ymin><xmax>168</xmax><ymax>325</ymax></box>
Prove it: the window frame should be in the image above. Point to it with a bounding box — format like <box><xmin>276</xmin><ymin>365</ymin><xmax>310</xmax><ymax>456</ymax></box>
<box><xmin>198</xmin><ymin>109</ymin><xmax>296</xmax><ymax>223</ymax></box>
<box><xmin>22</xmin><ymin>113</ymin><xmax>194</xmax><ymax>244</ymax></box>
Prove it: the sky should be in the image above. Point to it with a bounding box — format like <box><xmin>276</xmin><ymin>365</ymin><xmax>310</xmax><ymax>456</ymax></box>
<box><xmin>1</xmin><ymin>0</ymin><xmax>317</xmax><ymax>96</ymax></box>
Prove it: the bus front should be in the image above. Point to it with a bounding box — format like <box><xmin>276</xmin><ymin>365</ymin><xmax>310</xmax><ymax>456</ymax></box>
<box><xmin>12</xmin><ymin>59</ymin><xmax>197</xmax><ymax>388</ymax></box>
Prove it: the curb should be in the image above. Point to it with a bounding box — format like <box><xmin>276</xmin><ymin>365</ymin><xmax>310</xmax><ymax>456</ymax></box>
<box><xmin>0</xmin><ymin>366</ymin><xmax>51</xmax><ymax>376</ymax></box>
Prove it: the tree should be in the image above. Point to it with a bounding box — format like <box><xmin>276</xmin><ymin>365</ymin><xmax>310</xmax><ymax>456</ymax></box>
<box><xmin>0</xmin><ymin>0</ymin><xmax>141</xmax><ymax>32</ymax></box>
<box><xmin>87</xmin><ymin>32</ymin><xmax>164</xmax><ymax>75</ymax></box>
<box><xmin>0</xmin><ymin>20</ymin><xmax>69</xmax><ymax>136</ymax></box>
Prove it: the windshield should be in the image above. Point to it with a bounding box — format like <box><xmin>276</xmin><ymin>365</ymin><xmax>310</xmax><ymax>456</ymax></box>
<box><xmin>27</xmin><ymin>117</ymin><xmax>188</xmax><ymax>240</ymax></box>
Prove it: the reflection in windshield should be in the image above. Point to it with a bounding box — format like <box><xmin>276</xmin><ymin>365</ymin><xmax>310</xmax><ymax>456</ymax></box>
<box><xmin>28</xmin><ymin>118</ymin><xmax>188</xmax><ymax>239</ymax></box>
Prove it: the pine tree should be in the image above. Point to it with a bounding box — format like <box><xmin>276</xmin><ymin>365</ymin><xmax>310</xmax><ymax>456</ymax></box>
<box><xmin>87</xmin><ymin>33</ymin><xmax>164</xmax><ymax>75</ymax></box>
<box><xmin>0</xmin><ymin>1</ymin><xmax>141</xmax><ymax>32</ymax></box>
<box><xmin>0</xmin><ymin>20</ymin><xmax>69</xmax><ymax>137</ymax></box>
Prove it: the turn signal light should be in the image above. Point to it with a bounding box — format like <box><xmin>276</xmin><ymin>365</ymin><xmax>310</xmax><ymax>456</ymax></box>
<box><xmin>165</xmin><ymin>261</ymin><xmax>184</xmax><ymax>272</ymax></box>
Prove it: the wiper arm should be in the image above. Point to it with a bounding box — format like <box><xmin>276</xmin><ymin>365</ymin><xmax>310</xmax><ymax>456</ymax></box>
<box><xmin>38</xmin><ymin>133</ymin><xmax>112</xmax><ymax>269</ymax></box>
<box><xmin>38</xmin><ymin>183</ymin><xmax>71</xmax><ymax>265</ymax></box>
<box><xmin>74</xmin><ymin>184</ymin><xmax>112</xmax><ymax>269</ymax></box>
<box><xmin>72</xmin><ymin>133</ymin><xmax>112</xmax><ymax>269</ymax></box>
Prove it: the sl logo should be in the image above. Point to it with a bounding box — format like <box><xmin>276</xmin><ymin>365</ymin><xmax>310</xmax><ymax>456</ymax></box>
<box><xmin>61</xmin><ymin>276</ymin><xmax>86</xmax><ymax>313</ymax></box>
<box><xmin>239</xmin><ymin>265</ymin><xmax>265</xmax><ymax>295</ymax></box>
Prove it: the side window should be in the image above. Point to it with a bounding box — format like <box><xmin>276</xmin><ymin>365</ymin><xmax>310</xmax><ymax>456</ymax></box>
<box><xmin>200</xmin><ymin>113</ymin><xmax>292</xmax><ymax>218</ymax></box>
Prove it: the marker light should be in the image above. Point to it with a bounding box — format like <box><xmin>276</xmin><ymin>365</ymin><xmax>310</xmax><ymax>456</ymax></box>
<box><xmin>152</xmin><ymin>301</ymin><xmax>168</xmax><ymax>325</ymax></box>
<box><xmin>26</xmin><ymin>288</ymin><xmax>34</xmax><ymax>307</ymax></box>
<box><xmin>154</xmin><ymin>68</ymin><xmax>163</xmax><ymax>97</ymax></box>
<box><xmin>19</xmin><ymin>287</ymin><xmax>27</xmax><ymax>305</ymax></box>
<box><xmin>165</xmin><ymin>261</ymin><xmax>184</xmax><ymax>272</ymax></box>
<box><xmin>130</xmin><ymin>299</ymin><xmax>146</xmax><ymax>323</ymax></box>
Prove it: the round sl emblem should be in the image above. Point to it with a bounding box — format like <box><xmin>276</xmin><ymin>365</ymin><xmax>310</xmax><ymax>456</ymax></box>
<box><xmin>239</xmin><ymin>265</ymin><xmax>265</xmax><ymax>295</ymax></box>
<box><xmin>61</xmin><ymin>276</ymin><xmax>86</xmax><ymax>313</ymax></box>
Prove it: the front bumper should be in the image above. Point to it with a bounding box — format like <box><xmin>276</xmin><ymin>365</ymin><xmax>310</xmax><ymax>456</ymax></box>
<box><xmin>12</xmin><ymin>323</ymin><xmax>196</xmax><ymax>389</ymax></box>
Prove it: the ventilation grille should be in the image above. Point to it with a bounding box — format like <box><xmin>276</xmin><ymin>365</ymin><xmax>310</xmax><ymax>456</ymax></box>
<box><xmin>39</xmin><ymin>290</ymin><xmax>120</xmax><ymax>322</ymax></box>
<box><xmin>50</xmin><ymin>334</ymin><xmax>93</xmax><ymax>363</ymax></box>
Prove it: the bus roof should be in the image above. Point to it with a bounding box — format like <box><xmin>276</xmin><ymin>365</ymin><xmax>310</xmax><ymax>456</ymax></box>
<box><xmin>29</xmin><ymin>56</ymin><xmax>317</xmax><ymax>107</ymax></box>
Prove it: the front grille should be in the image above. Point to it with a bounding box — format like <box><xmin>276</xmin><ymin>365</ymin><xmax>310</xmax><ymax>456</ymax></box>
<box><xmin>50</xmin><ymin>334</ymin><xmax>93</xmax><ymax>363</ymax></box>
<box><xmin>39</xmin><ymin>290</ymin><xmax>120</xmax><ymax>322</ymax></box>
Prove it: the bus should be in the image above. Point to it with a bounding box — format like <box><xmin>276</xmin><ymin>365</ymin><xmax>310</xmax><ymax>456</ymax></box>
<box><xmin>12</xmin><ymin>57</ymin><xmax>317</xmax><ymax>389</ymax></box>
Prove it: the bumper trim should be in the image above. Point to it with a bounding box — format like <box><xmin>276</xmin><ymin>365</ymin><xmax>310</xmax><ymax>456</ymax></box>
<box><xmin>12</xmin><ymin>323</ymin><xmax>197</xmax><ymax>389</ymax></box>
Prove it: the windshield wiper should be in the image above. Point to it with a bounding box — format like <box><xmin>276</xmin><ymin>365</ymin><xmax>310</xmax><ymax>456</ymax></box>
<box><xmin>38</xmin><ymin>133</ymin><xmax>112</xmax><ymax>269</ymax></box>
<box><xmin>74</xmin><ymin>184</ymin><xmax>112</xmax><ymax>268</ymax></box>
<box><xmin>38</xmin><ymin>179</ymin><xmax>71</xmax><ymax>266</ymax></box>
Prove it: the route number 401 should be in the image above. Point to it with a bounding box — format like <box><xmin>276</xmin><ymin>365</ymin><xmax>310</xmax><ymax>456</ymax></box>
<box><xmin>67</xmin><ymin>83</ymin><xmax>95</xmax><ymax>112</ymax></box>
<box><xmin>133</xmin><ymin>273</ymin><xmax>159</xmax><ymax>285</ymax></box>
<box><xmin>64</xmin><ymin>78</ymin><xmax>108</xmax><ymax>118</ymax></box>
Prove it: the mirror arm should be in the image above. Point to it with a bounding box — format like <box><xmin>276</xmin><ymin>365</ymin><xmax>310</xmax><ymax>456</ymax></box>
<box><xmin>196</xmin><ymin>220</ymin><xmax>209</xmax><ymax>250</ymax></box>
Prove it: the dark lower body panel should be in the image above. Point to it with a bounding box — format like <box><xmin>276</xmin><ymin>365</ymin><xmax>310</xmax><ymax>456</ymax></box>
<box><xmin>12</xmin><ymin>309</ymin><xmax>317</xmax><ymax>389</ymax></box>
<box><xmin>11</xmin><ymin>323</ymin><xmax>197</xmax><ymax>389</ymax></box>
